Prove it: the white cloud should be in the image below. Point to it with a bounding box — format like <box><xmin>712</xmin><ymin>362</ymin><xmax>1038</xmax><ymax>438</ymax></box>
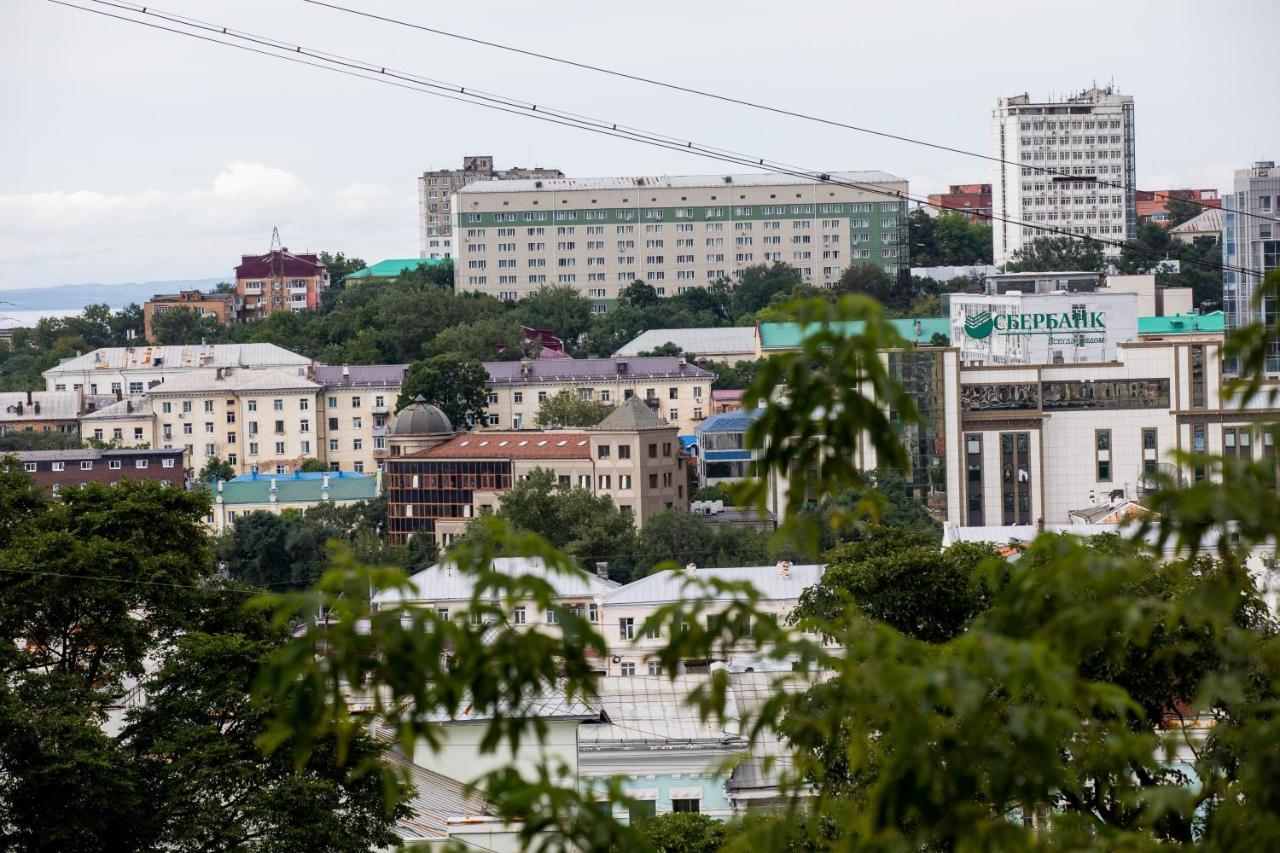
<box><xmin>0</xmin><ymin>163</ymin><xmax>417</xmax><ymax>289</ymax></box>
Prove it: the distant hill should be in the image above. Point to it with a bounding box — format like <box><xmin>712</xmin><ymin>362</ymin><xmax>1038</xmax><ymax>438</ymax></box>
<box><xmin>0</xmin><ymin>278</ymin><xmax>225</xmax><ymax>311</ymax></box>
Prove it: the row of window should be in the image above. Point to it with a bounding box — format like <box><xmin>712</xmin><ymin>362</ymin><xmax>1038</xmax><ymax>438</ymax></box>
<box><xmin>26</xmin><ymin>457</ymin><xmax>174</xmax><ymax>472</ymax></box>
<box><xmin>466</xmin><ymin>202</ymin><xmax>901</xmax><ymax>224</ymax></box>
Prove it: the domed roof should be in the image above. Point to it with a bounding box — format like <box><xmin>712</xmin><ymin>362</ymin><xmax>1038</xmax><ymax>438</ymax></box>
<box><xmin>391</xmin><ymin>396</ymin><xmax>453</xmax><ymax>436</ymax></box>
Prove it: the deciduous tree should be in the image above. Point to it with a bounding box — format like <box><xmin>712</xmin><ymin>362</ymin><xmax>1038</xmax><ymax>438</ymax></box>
<box><xmin>398</xmin><ymin>353</ymin><xmax>490</xmax><ymax>428</ymax></box>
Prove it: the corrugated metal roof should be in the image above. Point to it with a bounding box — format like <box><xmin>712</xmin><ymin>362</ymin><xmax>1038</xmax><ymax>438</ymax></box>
<box><xmin>0</xmin><ymin>391</ymin><xmax>86</xmax><ymax>421</ymax></box>
<box><xmin>1137</xmin><ymin>312</ymin><xmax>1224</xmax><ymax>335</ymax></box>
<box><xmin>374</xmin><ymin>556</ymin><xmax>618</xmax><ymax>606</ymax></box>
<box><xmin>80</xmin><ymin>396</ymin><xmax>151</xmax><ymax>420</ymax></box>
<box><xmin>458</xmin><ymin>171</ymin><xmax>903</xmax><ymax>194</ymax></box>
<box><xmin>1170</xmin><ymin>207</ymin><xmax>1224</xmax><ymax>234</ymax></box>
<box><xmin>420</xmin><ymin>683</ymin><xmax>600</xmax><ymax>724</ymax></box>
<box><xmin>372</xmin><ymin>728</ymin><xmax>492</xmax><ymax>841</ymax></box>
<box><xmin>148</xmin><ymin>368</ymin><xmax>318</xmax><ymax>394</ymax></box>
<box><xmin>45</xmin><ymin>343</ymin><xmax>310</xmax><ymax>375</ymax></box>
<box><xmin>594</xmin><ymin>397</ymin><xmax>671</xmax><ymax>431</ymax></box>
<box><xmin>211</xmin><ymin>472</ymin><xmax>378</xmax><ymax>505</ymax></box>
<box><xmin>14</xmin><ymin>448</ymin><xmax>182</xmax><ymax>462</ymax></box>
<box><xmin>604</xmin><ymin>564</ymin><xmax>825</xmax><ymax>606</ymax></box>
<box><xmin>758</xmin><ymin>318</ymin><xmax>950</xmax><ymax>350</ymax></box>
<box><xmin>580</xmin><ymin>675</ymin><xmax>744</xmax><ymax>747</ymax></box>
<box><xmin>485</xmin><ymin>356</ymin><xmax>713</xmax><ymax>384</ymax></box>
<box><xmin>694</xmin><ymin>409</ymin><xmax>762</xmax><ymax>435</ymax></box>
<box><xmin>313</xmin><ymin>363</ymin><xmax>409</xmax><ymax>387</ymax></box>
<box><xmin>614</xmin><ymin>327</ymin><xmax>756</xmax><ymax>358</ymax></box>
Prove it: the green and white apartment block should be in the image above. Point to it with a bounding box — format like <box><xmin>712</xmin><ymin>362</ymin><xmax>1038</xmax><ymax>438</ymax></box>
<box><xmin>450</xmin><ymin>172</ymin><xmax>909</xmax><ymax>311</ymax></box>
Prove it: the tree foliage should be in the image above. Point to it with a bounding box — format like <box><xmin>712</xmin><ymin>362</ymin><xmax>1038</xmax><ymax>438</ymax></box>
<box><xmin>256</xmin><ymin>288</ymin><xmax>1280</xmax><ymax>852</ymax></box>
<box><xmin>398</xmin><ymin>353</ymin><xmax>489</xmax><ymax>428</ymax></box>
<box><xmin>909</xmin><ymin>208</ymin><xmax>993</xmax><ymax>266</ymax></box>
<box><xmin>1004</xmin><ymin>235</ymin><xmax>1107</xmax><ymax>272</ymax></box>
<box><xmin>633</xmin><ymin>812</ymin><xmax>729</xmax><ymax>853</ymax></box>
<box><xmin>534</xmin><ymin>389</ymin><xmax>615</xmax><ymax>428</ymax></box>
<box><xmin>151</xmin><ymin>306</ymin><xmax>231</xmax><ymax>345</ymax></box>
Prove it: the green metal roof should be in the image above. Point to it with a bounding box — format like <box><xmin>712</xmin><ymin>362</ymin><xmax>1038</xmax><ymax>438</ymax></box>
<box><xmin>210</xmin><ymin>473</ymin><xmax>379</xmax><ymax>505</ymax></box>
<box><xmin>758</xmin><ymin>318</ymin><xmax>951</xmax><ymax>350</ymax></box>
<box><xmin>344</xmin><ymin>258</ymin><xmax>450</xmax><ymax>280</ymax></box>
<box><xmin>1137</xmin><ymin>312</ymin><xmax>1224</xmax><ymax>335</ymax></box>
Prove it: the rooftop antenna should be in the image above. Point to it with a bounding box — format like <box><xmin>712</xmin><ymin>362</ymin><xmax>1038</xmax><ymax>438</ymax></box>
<box><xmin>268</xmin><ymin>226</ymin><xmax>284</xmax><ymax>315</ymax></box>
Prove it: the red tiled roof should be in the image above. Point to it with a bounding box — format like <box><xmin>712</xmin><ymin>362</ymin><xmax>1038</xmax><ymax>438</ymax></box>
<box><xmin>235</xmin><ymin>250</ymin><xmax>325</xmax><ymax>279</ymax></box>
<box><xmin>416</xmin><ymin>432</ymin><xmax>592</xmax><ymax>460</ymax></box>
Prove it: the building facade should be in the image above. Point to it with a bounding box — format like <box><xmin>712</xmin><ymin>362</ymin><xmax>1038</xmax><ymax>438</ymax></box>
<box><xmin>142</xmin><ymin>289</ymin><xmax>236</xmax><ymax>342</ymax></box>
<box><xmin>483</xmin><ymin>356</ymin><xmax>714</xmax><ymax>434</ymax></box>
<box><xmin>43</xmin><ymin>344</ymin><xmax>311</xmax><ymax>394</ymax></box>
<box><xmin>1</xmin><ymin>390</ymin><xmax>98</xmax><ymax>437</ymax></box>
<box><xmin>12</xmin><ymin>448</ymin><xmax>185</xmax><ymax>495</ymax></box>
<box><xmin>234</xmin><ymin>249</ymin><xmax>328</xmax><ymax>319</ymax></box>
<box><xmin>927</xmin><ymin>183</ymin><xmax>993</xmax><ymax>221</ymax></box>
<box><xmin>314</xmin><ymin>363</ymin><xmax>408</xmax><ymax>474</ymax></box>
<box><xmin>148</xmin><ymin>368</ymin><xmax>322</xmax><ymax>477</ymax></box>
<box><xmin>79</xmin><ymin>396</ymin><xmax>153</xmax><ymax>446</ymax></box>
<box><xmin>452</xmin><ymin>171</ymin><xmax>908</xmax><ymax>310</ymax></box>
<box><xmin>991</xmin><ymin>86</ymin><xmax>1136</xmax><ymax>267</ymax></box>
<box><xmin>419</xmin><ymin>155</ymin><xmax>565</xmax><ymax>259</ymax></box>
<box><xmin>1222</xmin><ymin>160</ymin><xmax>1280</xmax><ymax>373</ymax></box>
<box><xmin>385</xmin><ymin>398</ymin><xmax>687</xmax><ymax>546</ymax></box>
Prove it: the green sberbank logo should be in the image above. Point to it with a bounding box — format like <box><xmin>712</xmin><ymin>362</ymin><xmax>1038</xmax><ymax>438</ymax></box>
<box><xmin>964</xmin><ymin>311</ymin><xmax>995</xmax><ymax>340</ymax></box>
<box><xmin>963</xmin><ymin>309</ymin><xmax>1106</xmax><ymax>342</ymax></box>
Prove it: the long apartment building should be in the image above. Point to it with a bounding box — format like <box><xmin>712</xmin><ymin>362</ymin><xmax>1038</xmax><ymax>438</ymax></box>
<box><xmin>43</xmin><ymin>343</ymin><xmax>312</xmax><ymax>394</ymax></box>
<box><xmin>419</xmin><ymin>155</ymin><xmax>565</xmax><ymax>259</ymax></box>
<box><xmin>992</xmin><ymin>86</ymin><xmax>1137</xmax><ymax>267</ymax></box>
<box><xmin>483</xmin><ymin>356</ymin><xmax>714</xmax><ymax>434</ymax></box>
<box><xmin>452</xmin><ymin>172</ymin><xmax>909</xmax><ymax>310</ymax></box>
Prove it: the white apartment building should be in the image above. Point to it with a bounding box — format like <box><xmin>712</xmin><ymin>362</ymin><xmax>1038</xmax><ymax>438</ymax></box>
<box><xmin>314</xmin><ymin>363</ymin><xmax>408</xmax><ymax>474</ymax></box>
<box><xmin>991</xmin><ymin>86</ymin><xmax>1137</xmax><ymax>267</ymax></box>
<box><xmin>452</xmin><ymin>171</ymin><xmax>908</xmax><ymax>310</ymax></box>
<box><xmin>148</xmin><ymin>368</ymin><xmax>322</xmax><ymax>477</ymax></box>
<box><xmin>43</xmin><ymin>343</ymin><xmax>311</xmax><ymax>395</ymax></box>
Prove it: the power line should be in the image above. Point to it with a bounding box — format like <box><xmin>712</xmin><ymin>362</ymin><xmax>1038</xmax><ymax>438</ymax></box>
<box><xmin>301</xmin><ymin>0</ymin><xmax>1277</xmax><ymax>228</ymax></box>
<box><xmin>49</xmin><ymin>0</ymin><xmax>1262</xmax><ymax>280</ymax></box>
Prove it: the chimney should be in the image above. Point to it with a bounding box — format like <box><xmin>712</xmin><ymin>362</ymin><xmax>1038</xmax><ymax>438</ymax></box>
<box><xmin>116</xmin><ymin>389</ymin><xmax>123</xmax><ymax>402</ymax></box>
<box><xmin>777</xmin><ymin>560</ymin><xmax>792</xmax><ymax>581</ymax></box>
<box><xmin>32</xmin><ymin>402</ymin><xmax>39</xmax><ymax>415</ymax></box>
<box><xmin>685</xmin><ymin>562</ymin><xmax>697</xmax><ymax>575</ymax></box>
<box><xmin>342</xmin><ymin>364</ymin><xmax>350</xmax><ymax>380</ymax></box>
<box><xmin>126</xmin><ymin>400</ymin><xmax>133</xmax><ymax>414</ymax></box>
<box><xmin>595</xmin><ymin>561</ymin><xmax>609</xmax><ymax>580</ymax></box>
<box><xmin>321</xmin><ymin>473</ymin><xmax>330</xmax><ymax>489</ymax></box>
<box><xmin>26</xmin><ymin>390</ymin><xmax>32</xmax><ymax>405</ymax></box>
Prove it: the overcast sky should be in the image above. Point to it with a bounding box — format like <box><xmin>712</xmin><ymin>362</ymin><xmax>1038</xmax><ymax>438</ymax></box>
<box><xmin>3</xmin><ymin>0</ymin><xmax>1276</xmax><ymax>290</ymax></box>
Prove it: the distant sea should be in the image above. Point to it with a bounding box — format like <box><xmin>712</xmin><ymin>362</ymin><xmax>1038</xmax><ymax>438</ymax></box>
<box><xmin>0</xmin><ymin>277</ymin><xmax>223</xmax><ymax>328</ymax></box>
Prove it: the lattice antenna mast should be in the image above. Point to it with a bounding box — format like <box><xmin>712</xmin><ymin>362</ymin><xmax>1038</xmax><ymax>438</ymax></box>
<box><xmin>268</xmin><ymin>226</ymin><xmax>284</xmax><ymax>311</ymax></box>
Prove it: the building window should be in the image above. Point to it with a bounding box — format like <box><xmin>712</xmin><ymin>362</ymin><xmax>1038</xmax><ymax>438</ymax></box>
<box><xmin>1142</xmin><ymin>428</ymin><xmax>1158</xmax><ymax>473</ymax></box>
<box><xmin>598</xmin><ymin>445</ymin><xmax>611</xmax><ymax>459</ymax></box>
<box><xmin>1190</xmin><ymin>345</ymin><xmax>1206</xmax><ymax>409</ymax></box>
<box><xmin>599</xmin><ymin>474</ymin><xmax>611</xmax><ymax>489</ymax></box>
<box><xmin>671</xmin><ymin>798</ymin><xmax>700</xmax><ymax>814</ymax></box>
<box><xmin>512</xmin><ymin>606</ymin><xmax>526</xmax><ymax>625</ymax></box>
<box><xmin>619</xmin><ymin>617</ymin><xmax>635</xmax><ymax>640</ymax></box>
<box><xmin>628</xmin><ymin>801</ymin><xmax>656</xmax><ymax>823</ymax></box>
<box><xmin>51</xmin><ymin>462</ymin><xmax>64</xmax><ymax>472</ymax></box>
<box><xmin>620</xmin><ymin>662</ymin><xmax>636</xmax><ymax>677</ymax></box>
<box><xmin>1193</xmin><ymin>423</ymin><xmax>1207</xmax><ymax>482</ymax></box>
<box><xmin>618</xmin><ymin>444</ymin><xmax>631</xmax><ymax>459</ymax></box>
<box><xmin>647</xmin><ymin>661</ymin><xmax>661</xmax><ymax>676</ymax></box>
<box><xmin>1095</xmin><ymin>430</ymin><xmax>1111</xmax><ymax>481</ymax></box>
<box><xmin>965</xmin><ymin>434</ymin><xmax>984</xmax><ymax>526</ymax></box>
<box><xmin>135</xmin><ymin>459</ymin><xmax>149</xmax><ymax>469</ymax></box>
<box><xmin>24</xmin><ymin>462</ymin><xmax>37</xmax><ymax>473</ymax></box>
<box><xmin>619</xmin><ymin>474</ymin><xmax>632</xmax><ymax>489</ymax></box>
<box><xmin>109</xmin><ymin>460</ymin><xmax>121</xmax><ymax>470</ymax></box>
<box><xmin>162</xmin><ymin>458</ymin><xmax>175</xmax><ymax>468</ymax></box>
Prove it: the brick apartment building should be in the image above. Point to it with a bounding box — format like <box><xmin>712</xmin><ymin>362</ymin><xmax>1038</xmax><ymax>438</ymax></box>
<box><xmin>926</xmin><ymin>183</ymin><xmax>993</xmax><ymax>221</ymax></box>
<box><xmin>10</xmin><ymin>448</ymin><xmax>186</xmax><ymax>495</ymax></box>
<box><xmin>234</xmin><ymin>249</ymin><xmax>328</xmax><ymax>319</ymax></box>
<box><xmin>143</xmin><ymin>289</ymin><xmax>237</xmax><ymax>342</ymax></box>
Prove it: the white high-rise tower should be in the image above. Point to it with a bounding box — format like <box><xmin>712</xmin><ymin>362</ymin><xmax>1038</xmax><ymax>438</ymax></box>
<box><xmin>991</xmin><ymin>86</ymin><xmax>1136</xmax><ymax>267</ymax></box>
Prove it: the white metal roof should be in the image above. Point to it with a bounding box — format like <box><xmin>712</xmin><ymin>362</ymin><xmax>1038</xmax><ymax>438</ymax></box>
<box><xmin>0</xmin><ymin>391</ymin><xmax>86</xmax><ymax>421</ymax></box>
<box><xmin>458</xmin><ymin>171</ymin><xmax>903</xmax><ymax>194</ymax></box>
<box><xmin>373</xmin><ymin>556</ymin><xmax>618</xmax><ymax>606</ymax></box>
<box><xmin>580</xmin><ymin>675</ymin><xmax>743</xmax><ymax>747</ymax></box>
<box><xmin>44</xmin><ymin>343</ymin><xmax>310</xmax><ymax>376</ymax></box>
<box><xmin>80</xmin><ymin>396</ymin><xmax>151</xmax><ymax>420</ymax></box>
<box><xmin>614</xmin><ymin>327</ymin><xmax>756</xmax><ymax>358</ymax></box>
<box><xmin>146</xmin><ymin>368</ymin><xmax>318</xmax><ymax>394</ymax></box>
<box><xmin>419</xmin><ymin>683</ymin><xmax>600</xmax><ymax>724</ymax></box>
<box><xmin>603</xmin><ymin>564</ymin><xmax>825</xmax><ymax>606</ymax></box>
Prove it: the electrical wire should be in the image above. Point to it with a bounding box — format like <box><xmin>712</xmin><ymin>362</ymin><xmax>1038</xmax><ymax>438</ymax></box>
<box><xmin>45</xmin><ymin>0</ymin><xmax>1262</xmax><ymax>279</ymax></box>
<box><xmin>301</xmin><ymin>0</ymin><xmax>1277</xmax><ymax>228</ymax></box>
